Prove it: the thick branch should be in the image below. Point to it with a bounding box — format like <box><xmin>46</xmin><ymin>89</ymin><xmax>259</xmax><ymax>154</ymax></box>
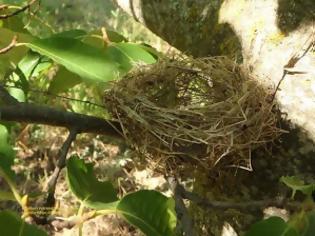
<box><xmin>0</xmin><ymin>103</ymin><xmax>123</xmax><ymax>138</ymax></box>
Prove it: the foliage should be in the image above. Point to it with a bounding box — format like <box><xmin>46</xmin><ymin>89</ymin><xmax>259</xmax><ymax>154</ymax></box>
<box><xmin>0</xmin><ymin>210</ymin><xmax>47</xmax><ymax>236</ymax></box>
<box><xmin>280</xmin><ymin>176</ymin><xmax>315</xmax><ymax>199</ymax></box>
<box><xmin>0</xmin><ymin>3</ymin><xmax>173</xmax><ymax>235</ymax></box>
<box><xmin>66</xmin><ymin>156</ymin><xmax>176</xmax><ymax>236</ymax></box>
<box><xmin>243</xmin><ymin>176</ymin><xmax>315</xmax><ymax>236</ymax></box>
<box><xmin>0</xmin><ymin>1</ymin><xmax>314</xmax><ymax>236</ymax></box>
<box><xmin>66</xmin><ymin>156</ymin><xmax>118</xmax><ymax>210</ymax></box>
<box><xmin>245</xmin><ymin>217</ymin><xmax>298</xmax><ymax>236</ymax></box>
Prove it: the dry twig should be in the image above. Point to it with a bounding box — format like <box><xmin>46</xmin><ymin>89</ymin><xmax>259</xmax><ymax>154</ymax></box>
<box><xmin>0</xmin><ymin>35</ymin><xmax>17</xmax><ymax>54</ymax></box>
<box><xmin>45</xmin><ymin>128</ymin><xmax>78</xmax><ymax>209</ymax></box>
<box><xmin>271</xmin><ymin>33</ymin><xmax>315</xmax><ymax>101</ymax></box>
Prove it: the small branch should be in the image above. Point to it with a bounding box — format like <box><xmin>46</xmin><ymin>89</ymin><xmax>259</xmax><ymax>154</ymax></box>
<box><xmin>50</xmin><ymin>211</ymin><xmax>96</xmax><ymax>230</ymax></box>
<box><xmin>175</xmin><ymin>183</ymin><xmax>300</xmax><ymax>212</ymax></box>
<box><xmin>0</xmin><ymin>85</ymin><xmax>19</xmax><ymax>105</ymax></box>
<box><xmin>0</xmin><ymin>35</ymin><xmax>17</xmax><ymax>54</ymax></box>
<box><xmin>168</xmin><ymin>177</ymin><xmax>196</xmax><ymax>236</ymax></box>
<box><xmin>0</xmin><ymin>0</ymin><xmax>38</xmax><ymax>19</ymax></box>
<box><xmin>0</xmin><ymin>5</ymin><xmax>8</xmax><ymax>11</ymax></box>
<box><xmin>45</xmin><ymin>128</ymin><xmax>78</xmax><ymax>208</ymax></box>
<box><xmin>271</xmin><ymin>34</ymin><xmax>315</xmax><ymax>101</ymax></box>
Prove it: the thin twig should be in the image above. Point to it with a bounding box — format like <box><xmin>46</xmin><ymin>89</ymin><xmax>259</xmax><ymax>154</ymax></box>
<box><xmin>271</xmin><ymin>34</ymin><xmax>315</xmax><ymax>101</ymax></box>
<box><xmin>0</xmin><ymin>35</ymin><xmax>17</xmax><ymax>54</ymax></box>
<box><xmin>175</xmin><ymin>182</ymin><xmax>300</xmax><ymax>212</ymax></box>
<box><xmin>45</xmin><ymin>128</ymin><xmax>78</xmax><ymax>208</ymax></box>
<box><xmin>1</xmin><ymin>84</ymin><xmax>107</xmax><ymax>109</ymax></box>
<box><xmin>50</xmin><ymin>211</ymin><xmax>96</xmax><ymax>230</ymax></box>
<box><xmin>0</xmin><ymin>0</ymin><xmax>38</xmax><ymax>19</ymax></box>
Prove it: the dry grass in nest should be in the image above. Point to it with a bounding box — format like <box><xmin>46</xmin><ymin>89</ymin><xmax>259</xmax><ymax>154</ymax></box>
<box><xmin>104</xmin><ymin>57</ymin><xmax>282</xmax><ymax>174</ymax></box>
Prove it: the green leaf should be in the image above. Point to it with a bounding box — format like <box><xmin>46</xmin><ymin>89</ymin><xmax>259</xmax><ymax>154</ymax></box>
<box><xmin>106</xmin><ymin>30</ymin><xmax>128</xmax><ymax>43</ymax></box>
<box><xmin>0</xmin><ymin>124</ymin><xmax>15</xmax><ymax>180</ymax></box>
<box><xmin>0</xmin><ymin>15</ymin><xmax>28</xmax><ymax>34</ymax></box>
<box><xmin>16</xmin><ymin>51</ymin><xmax>49</xmax><ymax>78</ymax></box>
<box><xmin>303</xmin><ymin>211</ymin><xmax>315</xmax><ymax>236</ymax></box>
<box><xmin>83</xmin><ymin>29</ymin><xmax>127</xmax><ymax>49</ymax></box>
<box><xmin>25</xmin><ymin>37</ymin><xmax>119</xmax><ymax>82</ymax></box>
<box><xmin>48</xmin><ymin>66</ymin><xmax>82</xmax><ymax>94</ymax></box>
<box><xmin>111</xmin><ymin>42</ymin><xmax>157</xmax><ymax>64</ymax></box>
<box><xmin>117</xmin><ymin>190</ymin><xmax>176</xmax><ymax>236</ymax></box>
<box><xmin>0</xmin><ymin>190</ymin><xmax>15</xmax><ymax>201</ymax></box>
<box><xmin>11</xmin><ymin>51</ymin><xmax>51</xmax><ymax>96</ymax></box>
<box><xmin>102</xmin><ymin>42</ymin><xmax>157</xmax><ymax>74</ymax></box>
<box><xmin>52</xmin><ymin>30</ymin><xmax>87</xmax><ymax>39</ymax></box>
<box><xmin>8</xmin><ymin>87</ymin><xmax>25</xmax><ymax>102</ymax></box>
<box><xmin>0</xmin><ymin>210</ymin><xmax>47</xmax><ymax>236</ymax></box>
<box><xmin>245</xmin><ymin>217</ymin><xmax>298</xmax><ymax>236</ymax></box>
<box><xmin>280</xmin><ymin>176</ymin><xmax>315</xmax><ymax>199</ymax></box>
<box><xmin>66</xmin><ymin>156</ymin><xmax>118</xmax><ymax>210</ymax></box>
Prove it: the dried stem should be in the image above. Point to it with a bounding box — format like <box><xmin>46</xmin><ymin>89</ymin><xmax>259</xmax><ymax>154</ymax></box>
<box><xmin>271</xmin><ymin>34</ymin><xmax>315</xmax><ymax>101</ymax></box>
<box><xmin>0</xmin><ymin>35</ymin><xmax>17</xmax><ymax>54</ymax></box>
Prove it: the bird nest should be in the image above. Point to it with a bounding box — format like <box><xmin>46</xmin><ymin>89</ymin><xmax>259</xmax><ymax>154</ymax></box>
<box><xmin>104</xmin><ymin>57</ymin><xmax>282</xmax><ymax>173</ymax></box>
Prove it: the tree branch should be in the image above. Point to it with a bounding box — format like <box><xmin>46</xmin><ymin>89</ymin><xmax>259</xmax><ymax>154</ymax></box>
<box><xmin>0</xmin><ymin>0</ymin><xmax>38</xmax><ymax>19</ymax></box>
<box><xmin>45</xmin><ymin>128</ymin><xmax>78</xmax><ymax>208</ymax></box>
<box><xmin>175</xmin><ymin>182</ymin><xmax>300</xmax><ymax>212</ymax></box>
<box><xmin>0</xmin><ymin>103</ymin><xmax>123</xmax><ymax>137</ymax></box>
<box><xmin>168</xmin><ymin>177</ymin><xmax>196</xmax><ymax>236</ymax></box>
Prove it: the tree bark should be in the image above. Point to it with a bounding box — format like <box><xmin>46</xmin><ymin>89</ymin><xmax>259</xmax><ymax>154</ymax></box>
<box><xmin>116</xmin><ymin>0</ymin><xmax>242</xmax><ymax>58</ymax></box>
<box><xmin>0</xmin><ymin>103</ymin><xmax>122</xmax><ymax>137</ymax></box>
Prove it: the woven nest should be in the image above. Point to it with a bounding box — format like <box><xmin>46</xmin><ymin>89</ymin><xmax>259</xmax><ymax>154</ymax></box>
<box><xmin>104</xmin><ymin>57</ymin><xmax>282</xmax><ymax>173</ymax></box>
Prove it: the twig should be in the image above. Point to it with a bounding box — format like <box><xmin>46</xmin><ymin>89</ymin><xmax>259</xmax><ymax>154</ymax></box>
<box><xmin>1</xmin><ymin>84</ymin><xmax>107</xmax><ymax>109</ymax></box>
<box><xmin>168</xmin><ymin>177</ymin><xmax>196</xmax><ymax>236</ymax></box>
<box><xmin>50</xmin><ymin>211</ymin><xmax>96</xmax><ymax>230</ymax></box>
<box><xmin>175</xmin><ymin>183</ymin><xmax>300</xmax><ymax>212</ymax></box>
<box><xmin>0</xmin><ymin>84</ymin><xmax>19</xmax><ymax>105</ymax></box>
<box><xmin>0</xmin><ymin>0</ymin><xmax>38</xmax><ymax>19</ymax></box>
<box><xmin>0</xmin><ymin>35</ymin><xmax>17</xmax><ymax>54</ymax></box>
<box><xmin>45</xmin><ymin>128</ymin><xmax>78</xmax><ymax>208</ymax></box>
<box><xmin>101</xmin><ymin>27</ymin><xmax>111</xmax><ymax>45</ymax></box>
<box><xmin>271</xmin><ymin>34</ymin><xmax>315</xmax><ymax>101</ymax></box>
